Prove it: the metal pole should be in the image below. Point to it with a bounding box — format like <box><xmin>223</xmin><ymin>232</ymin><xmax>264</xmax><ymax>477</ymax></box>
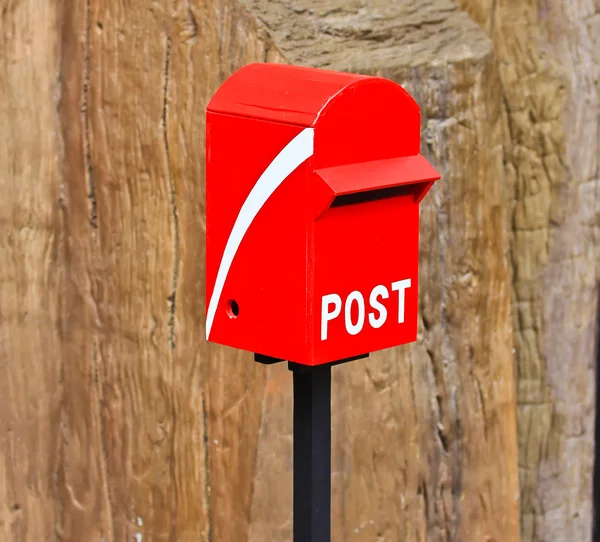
<box><xmin>291</xmin><ymin>363</ymin><xmax>331</xmax><ymax>542</ymax></box>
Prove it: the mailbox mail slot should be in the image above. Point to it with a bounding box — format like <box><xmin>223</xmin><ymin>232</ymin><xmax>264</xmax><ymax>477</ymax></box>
<box><xmin>206</xmin><ymin>63</ymin><xmax>440</xmax><ymax>365</ymax></box>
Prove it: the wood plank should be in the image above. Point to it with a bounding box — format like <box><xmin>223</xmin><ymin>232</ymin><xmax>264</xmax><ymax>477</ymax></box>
<box><xmin>57</xmin><ymin>0</ymin><xmax>284</xmax><ymax>540</ymax></box>
<box><xmin>456</xmin><ymin>0</ymin><xmax>600</xmax><ymax>539</ymax></box>
<box><xmin>0</xmin><ymin>1</ymin><xmax>62</xmax><ymax>541</ymax></box>
<box><xmin>55</xmin><ymin>1</ymin><xmax>114</xmax><ymax>540</ymax></box>
<box><xmin>242</xmin><ymin>1</ymin><xmax>521</xmax><ymax>540</ymax></box>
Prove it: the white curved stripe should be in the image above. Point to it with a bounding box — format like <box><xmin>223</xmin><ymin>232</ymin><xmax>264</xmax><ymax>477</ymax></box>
<box><xmin>206</xmin><ymin>128</ymin><xmax>315</xmax><ymax>340</ymax></box>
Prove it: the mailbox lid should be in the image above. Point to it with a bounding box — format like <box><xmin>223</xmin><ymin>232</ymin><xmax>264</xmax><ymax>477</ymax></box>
<box><xmin>207</xmin><ymin>63</ymin><xmax>367</xmax><ymax>126</ymax></box>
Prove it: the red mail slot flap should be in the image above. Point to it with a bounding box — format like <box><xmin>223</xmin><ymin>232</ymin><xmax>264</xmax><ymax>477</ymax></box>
<box><xmin>315</xmin><ymin>155</ymin><xmax>441</xmax><ymax>205</ymax></box>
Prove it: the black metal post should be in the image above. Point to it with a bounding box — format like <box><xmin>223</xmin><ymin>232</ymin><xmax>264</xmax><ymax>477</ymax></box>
<box><xmin>291</xmin><ymin>363</ymin><xmax>331</xmax><ymax>542</ymax></box>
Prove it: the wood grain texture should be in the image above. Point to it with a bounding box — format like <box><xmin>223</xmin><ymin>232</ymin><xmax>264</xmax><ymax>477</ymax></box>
<box><xmin>56</xmin><ymin>1</ymin><xmax>283</xmax><ymax>541</ymax></box>
<box><xmin>241</xmin><ymin>1</ymin><xmax>520</xmax><ymax>540</ymax></box>
<box><xmin>0</xmin><ymin>1</ymin><xmax>62</xmax><ymax>541</ymax></box>
<box><xmin>455</xmin><ymin>0</ymin><xmax>600</xmax><ymax>539</ymax></box>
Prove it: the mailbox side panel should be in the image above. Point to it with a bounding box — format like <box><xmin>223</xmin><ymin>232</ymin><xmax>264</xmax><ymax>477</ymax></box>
<box><xmin>206</xmin><ymin>112</ymin><xmax>312</xmax><ymax>361</ymax></box>
<box><xmin>311</xmin><ymin>196</ymin><xmax>420</xmax><ymax>364</ymax></box>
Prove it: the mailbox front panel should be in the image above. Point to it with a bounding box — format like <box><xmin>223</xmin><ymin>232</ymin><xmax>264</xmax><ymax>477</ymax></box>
<box><xmin>312</xmin><ymin>194</ymin><xmax>419</xmax><ymax>364</ymax></box>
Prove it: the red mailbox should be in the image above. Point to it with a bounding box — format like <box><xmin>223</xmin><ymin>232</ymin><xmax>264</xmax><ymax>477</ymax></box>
<box><xmin>206</xmin><ymin>63</ymin><xmax>440</xmax><ymax>366</ymax></box>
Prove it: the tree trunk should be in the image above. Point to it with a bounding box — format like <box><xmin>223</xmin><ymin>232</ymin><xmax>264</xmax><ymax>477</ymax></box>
<box><xmin>456</xmin><ymin>0</ymin><xmax>600</xmax><ymax>540</ymax></box>
<box><xmin>0</xmin><ymin>2</ymin><xmax>62</xmax><ymax>540</ymax></box>
<box><xmin>56</xmin><ymin>1</ymin><xmax>283</xmax><ymax>541</ymax></box>
<box><xmin>242</xmin><ymin>1</ymin><xmax>520</xmax><ymax>541</ymax></box>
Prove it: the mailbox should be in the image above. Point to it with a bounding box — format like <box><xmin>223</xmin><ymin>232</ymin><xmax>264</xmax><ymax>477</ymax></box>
<box><xmin>206</xmin><ymin>63</ymin><xmax>440</xmax><ymax>366</ymax></box>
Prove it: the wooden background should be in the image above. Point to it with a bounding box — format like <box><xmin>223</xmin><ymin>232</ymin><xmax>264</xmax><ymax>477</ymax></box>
<box><xmin>0</xmin><ymin>0</ymin><xmax>598</xmax><ymax>541</ymax></box>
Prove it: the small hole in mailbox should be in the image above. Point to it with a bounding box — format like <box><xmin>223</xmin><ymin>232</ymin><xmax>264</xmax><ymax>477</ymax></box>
<box><xmin>227</xmin><ymin>299</ymin><xmax>240</xmax><ymax>318</ymax></box>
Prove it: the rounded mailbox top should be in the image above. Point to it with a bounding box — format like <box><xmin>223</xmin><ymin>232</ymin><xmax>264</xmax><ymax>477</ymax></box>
<box><xmin>207</xmin><ymin>63</ymin><xmax>418</xmax><ymax>128</ymax></box>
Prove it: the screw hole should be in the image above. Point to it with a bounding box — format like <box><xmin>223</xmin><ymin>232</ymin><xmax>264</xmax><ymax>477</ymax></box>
<box><xmin>227</xmin><ymin>299</ymin><xmax>239</xmax><ymax>318</ymax></box>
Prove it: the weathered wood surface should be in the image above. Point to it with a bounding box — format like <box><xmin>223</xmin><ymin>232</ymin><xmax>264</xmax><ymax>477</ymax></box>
<box><xmin>2</xmin><ymin>0</ymin><xmax>598</xmax><ymax>541</ymax></box>
<box><xmin>0</xmin><ymin>1</ymin><xmax>62</xmax><ymax>540</ymax></box>
<box><xmin>242</xmin><ymin>1</ymin><xmax>520</xmax><ymax>541</ymax></box>
<box><xmin>56</xmin><ymin>1</ymin><xmax>283</xmax><ymax>541</ymax></box>
<box><xmin>455</xmin><ymin>0</ymin><xmax>600</xmax><ymax>540</ymax></box>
